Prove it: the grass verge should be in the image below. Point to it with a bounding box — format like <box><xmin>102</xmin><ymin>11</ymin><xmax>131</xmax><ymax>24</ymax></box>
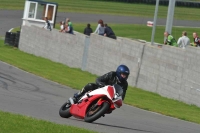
<box><xmin>0</xmin><ymin>39</ymin><xmax>200</xmax><ymax>124</ymax></box>
<box><xmin>0</xmin><ymin>110</ymin><xmax>97</xmax><ymax>133</ymax></box>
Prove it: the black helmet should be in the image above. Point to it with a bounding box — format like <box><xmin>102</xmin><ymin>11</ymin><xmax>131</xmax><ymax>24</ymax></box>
<box><xmin>116</xmin><ymin>65</ymin><xmax>130</xmax><ymax>82</ymax></box>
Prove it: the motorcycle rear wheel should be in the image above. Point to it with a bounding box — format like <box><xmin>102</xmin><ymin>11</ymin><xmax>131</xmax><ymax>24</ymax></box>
<box><xmin>59</xmin><ymin>102</ymin><xmax>72</xmax><ymax>118</ymax></box>
<box><xmin>84</xmin><ymin>102</ymin><xmax>110</xmax><ymax>123</ymax></box>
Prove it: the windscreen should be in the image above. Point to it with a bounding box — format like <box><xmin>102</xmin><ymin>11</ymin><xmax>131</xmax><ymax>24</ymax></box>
<box><xmin>113</xmin><ymin>84</ymin><xmax>123</xmax><ymax>96</ymax></box>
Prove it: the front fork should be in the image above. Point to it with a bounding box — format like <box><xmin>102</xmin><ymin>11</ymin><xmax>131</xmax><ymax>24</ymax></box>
<box><xmin>68</xmin><ymin>97</ymin><xmax>75</xmax><ymax>104</ymax></box>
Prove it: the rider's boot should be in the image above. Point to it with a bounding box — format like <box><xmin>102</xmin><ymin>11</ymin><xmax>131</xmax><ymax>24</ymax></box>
<box><xmin>73</xmin><ymin>88</ymin><xmax>85</xmax><ymax>103</ymax></box>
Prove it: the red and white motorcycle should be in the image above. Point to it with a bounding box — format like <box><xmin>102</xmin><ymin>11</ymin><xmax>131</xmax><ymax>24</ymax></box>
<box><xmin>59</xmin><ymin>84</ymin><xmax>123</xmax><ymax>123</ymax></box>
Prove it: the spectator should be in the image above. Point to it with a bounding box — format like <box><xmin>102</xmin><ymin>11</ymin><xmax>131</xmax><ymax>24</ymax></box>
<box><xmin>104</xmin><ymin>24</ymin><xmax>116</xmax><ymax>39</ymax></box>
<box><xmin>63</xmin><ymin>23</ymin><xmax>73</xmax><ymax>34</ymax></box>
<box><xmin>164</xmin><ymin>31</ymin><xmax>178</xmax><ymax>47</ymax></box>
<box><xmin>192</xmin><ymin>32</ymin><xmax>200</xmax><ymax>47</ymax></box>
<box><xmin>177</xmin><ymin>31</ymin><xmax>190</xmax><ymax>49</ymax></box>
<box><xmin>63</xmin><ymin>23</ymin><xmax>68</xmax><ymax>33</ymax></box>
<box><xmin>66</xmin><ymin>18</ymin><xmax>73</xmax><ymax>27</ymax></box>
<box><xmin>84</xmin><ymin>23</ymin><xmax>93</xmax><ymax>36</ymax></box>
<box><xmin>43</xmin><ymin>17</ymin><xmax>51</xmax><ymax>31</ymax></box>
<box><xmin>94</xmin><ymin>19</ymin><xmax>105</xmax><ymax>36</ymax></box>
<box><xmin>59</xmin><ymin>21</ymin><xmax>64</xmax><ymax>32</ymax></box>
<box><xmin>66</xmin><ymin>18</ymin><xmax>74</xmax><ymax>34</ymax></box>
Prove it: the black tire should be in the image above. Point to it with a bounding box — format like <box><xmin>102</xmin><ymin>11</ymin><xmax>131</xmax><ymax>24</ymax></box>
<box><xmin>84</xmin><ymin>102</ymin><xmax>110</xmax><ymax>123</ymax></box>
<box><xmin>59</xmin><ymin>102</ymin><xmax>72</xmax><ymax>118</ymax></box>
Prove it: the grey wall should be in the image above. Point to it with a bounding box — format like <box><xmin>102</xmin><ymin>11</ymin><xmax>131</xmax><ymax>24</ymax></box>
<box><xmin>86</xmin><ymin>34</ymin><xmax>144</xmax><ymax>87</ymax></box>
<box><xmin>19</xmin><ymin>25</ymin><xmax>200</xmax><ymax>107</ymax></box>
<box><xmin>137</xmin><ymin>44</ymin><xmax>200</xmax><ymax>107</ymax></box>
<box><xmin>20</xmin><ymin>25</ymin><xmax>85</xmax><ymax>68</ymax></box>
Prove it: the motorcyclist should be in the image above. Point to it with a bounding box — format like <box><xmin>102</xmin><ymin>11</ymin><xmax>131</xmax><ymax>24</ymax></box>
<box><xmin>73</xmin><ymin>65</ymin><xmax>130</xmax><ymax>102</ymax></box>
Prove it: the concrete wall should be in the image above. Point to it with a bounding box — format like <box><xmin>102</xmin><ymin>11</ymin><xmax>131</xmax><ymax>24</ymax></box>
<box><xmin>19</xmin><ymin>25</ymin><xmax>86</xmax><ymax>68</ymax></box>
<box><xmin>22</xmin><ymin>19</ymin><xmax>53</xmax><ymax>30</ymax></box>
<box><xmin>87</xmin><ymin>34</ymin><xmax>144</xmax><ymax>87</ymax></box>
<box><xmin>19</xmin><ymin>25</ymin><xmax>200</xmax><ymax>107</ymax></box>
<box><xmin>137</xmin><ymin>44</ymin><xmax>200</xmax><ymax>107</ymax></box>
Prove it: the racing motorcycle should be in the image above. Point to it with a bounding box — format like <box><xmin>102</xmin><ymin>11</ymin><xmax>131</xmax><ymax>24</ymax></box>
<box><xmin>59</xmin><ymin>84</ymin><xmax>123</xmax><ymax>123</ymax></box>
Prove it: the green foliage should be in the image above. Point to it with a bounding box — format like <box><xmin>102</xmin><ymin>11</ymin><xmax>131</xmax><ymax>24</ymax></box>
<box><xmin>0</xmin><ymin>111</ymin><xmax>97</xmax><ymax>133</ymax></box>
<box><xmin>0</xmin><ymin>39</ymin><xmax>200</xmax><ymax>124</ymax></box>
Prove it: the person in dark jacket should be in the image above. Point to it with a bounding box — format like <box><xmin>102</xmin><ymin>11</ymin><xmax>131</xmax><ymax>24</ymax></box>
<box><xmin>73</xmin><ymin>65</ymin><xmax>130</xmax><ymax>101</ymax></box>
<box><xmin>84</xmin><ymin>23</ymin><xmax>93</xmax><ymax>36</ymax></box>
<box><xmin>104</xmin><ymin>24</ymin><xmax>116</xmax><ymax>39</ymax></box>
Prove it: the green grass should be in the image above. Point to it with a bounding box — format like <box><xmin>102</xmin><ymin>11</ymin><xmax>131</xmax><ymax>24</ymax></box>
<box><xmin>0</xmin><ymin>110</ymin><xmax>97</xmax><ymax>133</ymax></box>
<box><xmin>56</xmin><ymin>23</ymin><xmax>200</xmax><ymax>44</ymax></box>
<box><xmin>126</xmin><ymin>88</ymin><xmax>200</xmax><ymax>123</ymax></box>
<box><xmin>0</xmin><ymin>41</ymin><xmax>97</xmax><ymax>89</ymax></box>
<box><xmin>11</xmin><ymin>27</ymin><xmax>20</xmax><ymax>33</ymax></box>
<box><xmin>0</xmin><ymin>39</ymin><xmax>200</xmax><ymax>124</ymax></box>
<box><xmin>1</xmin><ymin>0</ymin><xmax>200</xmax><ymax>20</ymax></box>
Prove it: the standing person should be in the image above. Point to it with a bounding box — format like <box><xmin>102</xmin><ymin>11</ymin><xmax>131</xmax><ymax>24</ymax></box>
<box><xmin>177</xmin><ymin>31</ymin><xmax>190</xmax><ymax>49</ymax></box>
<box><xmin>164</xmin><ymin>31</ymin><xmax>178</xmax><ymax>47</ymax></box>
<box><xmin>94</xmin><ymin>19</ymin><xmax>105</xmax><ymax>36</ymax></box>
<box><xmin>104</xmin><ymin>24</ymin><xmax>117</xmax><ymax>39</ymax></box>
<box><xmin>73</xmin><ymin>65</ymin><xmax>130</xmax><ymax>102</ymax></box>
<box><xmin>84</xmin><ymin>23</ymin><xmax>93</xmax><ymax>36</ymax></box>
<box><xmin>192</xmin><ymin>32</ymin><xmax>200</xmax><ymax>47</ymax></box>
<box><xmin>43</xmin><ymin>17</ymin><xmax>51</xmax><ymax>31</ymax></box>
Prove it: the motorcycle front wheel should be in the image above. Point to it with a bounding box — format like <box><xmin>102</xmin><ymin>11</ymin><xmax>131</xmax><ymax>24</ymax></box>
<box><xmin>84</xmin><ymin>101</ymin><xmax>110</xmax><ymax>123</ymax></box>
<box><xmin>59</xmin><ymin>102</ymin><xmax>72</xmax><ymax>118</ymax></box>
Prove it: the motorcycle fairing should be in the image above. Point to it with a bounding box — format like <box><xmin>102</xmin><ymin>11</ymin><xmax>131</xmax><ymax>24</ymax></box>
<box><xmin>80</xmin><ymin>85</ymin><xmax>115</xmax><ymax>100</ymax></box>
<box><xmin>113</xmin><ymin>98</ymin><xmax>122</xmax><ymax>108</ymax></box>
<box><xmin>107</xmin><ymin>86</ymin><xmax>115</xmax><ymax>99</ymax></box>
<box><xmin>84</xmin><ymin>85</ymin><xmax>118</xmax><ymax>110</ymax></box>
<box><xmin>70</xmin><ymin>94</ymin><xmax>106</xmax><ymax>119</ymax></box>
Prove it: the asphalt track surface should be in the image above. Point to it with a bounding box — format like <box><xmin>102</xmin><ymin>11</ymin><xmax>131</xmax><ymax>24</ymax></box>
<box><xmin>1</xmin><ymin>10</ymin><xmax>200</xmax><ymax>133</ymax></box>
<box><xmin>0</xmin><ymin>62</ymin><xmax>200</xmax><ymax>133</ymax></box>
<box><xmin>1</xmin><ymin>10</ymin><xmax>200</xmax><ymax>36</ymax></box>
<box><xmin>1</xmin><ymin>62</ymin><xmax>200</xmax><ymax>133</ymax></box>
